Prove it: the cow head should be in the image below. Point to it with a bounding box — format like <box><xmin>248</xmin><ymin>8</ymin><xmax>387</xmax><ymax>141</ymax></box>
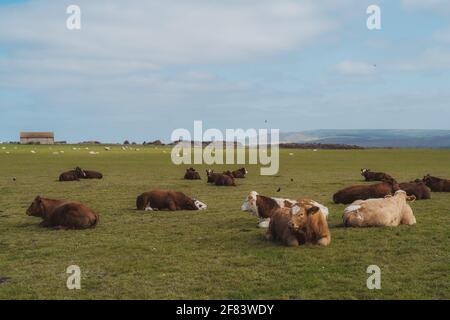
<box><xmin>75</xmin><ymin>167</ymin><xmax>87</xmax><ymax>178</ymax></box>
<box><xmin>241</xmin><ymin>191</ymin><xmax>258</xmax><ymax>215</ymax></box>
<box><xmin>361</xmin><ymin>168</ymin><xmax>369</xmax><ymax>175</ymax></box>
<box><xmin>193</xmin><ymin>199</ymin><xmax>207</xmax><ymax>210</ymax></box>
<box><xmin>26</xmin><ymin>196</ymin><xmax>45</xmax><ymax>217</ymax></box>
<box><xmin>288</xmin><ymin>205</ymin><xmax>320</xmax><ymax>231</ymax></box>
<box><xmin>240</xmin><ymin>168</ymin><xmax>248</xmax><ymax>174</ymax></box>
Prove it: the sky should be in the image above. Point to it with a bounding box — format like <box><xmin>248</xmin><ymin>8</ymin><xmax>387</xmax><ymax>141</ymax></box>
<box><xmin>0</xmin><ymin>0</ymin><xmax>449</xmax><ymax>143</ymax></box>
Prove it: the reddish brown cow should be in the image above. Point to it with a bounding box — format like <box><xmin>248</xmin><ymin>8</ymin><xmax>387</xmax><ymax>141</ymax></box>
<box><xmin>333</xmin><ymin>179</ymin><xmax>399</xmax><ymax>204</ymax></box>
<box><xmin>422</xmin><ymin>174</ymin><xmax>450</xmax><ymax>192</ymax></box>
<box><xmin>361</xmin><ymin>168</ymin><xmax>394</xmax><ymax>182</ymax></box>
<box><xmin>26</xmin><ymin>196</ymin><xmax>99</xmax><ymax>229</ymax></box>
<box><xmin>136</xmin><ymin>190</ymin><xmax>207</xmax><ymax>211</ymax></box>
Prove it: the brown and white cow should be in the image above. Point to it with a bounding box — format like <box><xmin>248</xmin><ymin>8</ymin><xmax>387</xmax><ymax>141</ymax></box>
<box><xmin>26</xmin><ymin>196</ymin><xmax>99</xmax><ymax>229</ymax></box>
<box><xmin>342</xmin><ymin>190</ymin><xmax>416</xmax><ymax>227</ymax></box>
<box><xmin>241</xmin><ymin>191</ymin><xmax>329</xmax><ymax>228</ymax></box>
<box><xmin>230</xmin><ymin>168</ymin><xmax>248</xmax><ymax>178</ymax></box>
<box><xmin>136</xmin><ymin>189</ymin><xmax>207</xmax><ymax>211</ymax></box>
<box><xmin>361</xmin><ymin>168</ymin><xmax>394</xmax><ymax>182</ymax></box>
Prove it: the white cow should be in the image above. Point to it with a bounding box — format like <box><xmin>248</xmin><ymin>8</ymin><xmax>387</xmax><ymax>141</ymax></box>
<box><xmin>343</xmin><ymin>190</ymin><xmax>416</xmax><ymax>227</ymax></box>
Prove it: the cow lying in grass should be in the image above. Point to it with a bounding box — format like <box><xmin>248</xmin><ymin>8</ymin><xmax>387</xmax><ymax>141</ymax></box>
<box><xmin>184</xmin><ymin>168</ymin><xmax>201</xmax><ymax>180</ymax></box>
<box><xmin>206</xmin><ymin>169</ymin><xmax>236</xmax><ymax>186</ymax></box>
<box><xmin>399</xmin><ymin>181</ymin><xmax>431</xmax><ymax>200</ymax></box>
<box><xmin>136</xmin><ymin>190</ymin><xmax>207</xmax><ymax>211</ymax></box>
<box><xmin>228</xmin><ymin>168</ymin><xmax>248</xmax><ymax>178</ymax></box>
<box><xmin>361</xmin><ymin>168</ymin><xmax>394</xmax><ymax>182</ymax></box>
<box><xmin>59</xmin><ymin>170</ymin><xmax>81</xmax><ymax>181</ymax></box>
<box><xmin>342</xmin><ymin>190</ymin><xmax>416</xmax><ymax>227</ymax></box>
<box><xmin>75</xmin><ymin>167</ymin><xmax>103</xmax><ymax>179</ymax></box>
<box><xmin>241</xmin><ymin>191</ymin><xmax>329</xmax><ymax>228</ymax></box>
<box><xmin>26</xmin><ymin>196</ymin><xmax>99</xmax><ymax>229</ymax></box>
<box><xmin>333</xmin><ymin>178</ymin><xmax>399</xmax><ymax>204</ymax></box>
<box><xmin>266</xmin><ymin>205</ymin><xmax>331</xmax><ymax>247</ymax></box>
<box><xmin>422</xmin><ymin>174</ymin><xmax>450</xmax><ymax>192</ymax></box>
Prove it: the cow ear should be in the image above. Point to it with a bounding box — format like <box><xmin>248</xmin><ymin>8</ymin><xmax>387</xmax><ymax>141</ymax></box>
<box><xmin>291</xmin><ymin>205</ymin><xmax>301</xmax><ymax>215</ymax></box>
<box><xmin>307</xmin><ymin>206</ymin><xmax>320</xmax><ymax>215</ymax></box>
<box><xmin>35</xmin><ymin>196</ymin><xmax>41</xmax><ymax>202</ymax></box>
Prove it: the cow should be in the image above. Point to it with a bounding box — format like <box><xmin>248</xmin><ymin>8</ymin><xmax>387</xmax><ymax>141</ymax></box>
<box><xmin>265</xmin><ymin>205</ymin><xmax>331</xmax><ymax>247</ymax></box>
<box><xmin>136</xmin><ymin>190</ymin><xmax>207</xmax><ymax>211</ymax></box>
<box><xmin>288</xmin><ymin>205</ymin><xmax>331</xmax><ymax>246</ymax></box>
<box><xmin>206</xmin><ymin>169</ymin><xmax>236</xmax><ymax>186</ymax></box>
<box><xmin>361</xmin><ymin>168</ymin><xmax>394</xmax><ymax>182</ymax></box>
<box><xmin>399</xmin><ymin>181</ymin><xmax>431</xmax><ymax>200</ymax></box>
<box><xmin>342</xmin><ymin>190</ymin><xmax>416</xmax><ymax>227</ymax></box>
<box><xmin>241</xmin><ymin>191</ymin><xmax>328</xmax><ymax>228</ymax></box>
<box><xmin>422</xmin><ymin>174</ymin><xmax>450</xmax><ymax>192</ymax></box>
<box><xmin>26</xmin><ymin>196</ymin><xmax>99</xmax><ymax>229</ymax></box>
<box><xmin>333</xmin><ymin>178</ymin><xmax>400</xmax><ymax>204</ymax></box>
<box><xmin>265</xmin><ymin>207</ymin><xmax>304</xmax><ymax>247</ymax></box>
<box><xmin>59</xmin><ymin>170</ymin><xmax>82</xmax><ymax>182</ymax></box>
<box><xmin>229</xmin><ymin>168</ymin><xmax>248</xmax><ymax>178</ymax></box>
<box><xmin>184</xmin><ymin>168</ymin><xmax>201</xmax><ymax>180</ymax></box>
<box><xmin>76</xmin><ymin>167</ymin><xmax>103</xmax><ymax>179</ymax></box>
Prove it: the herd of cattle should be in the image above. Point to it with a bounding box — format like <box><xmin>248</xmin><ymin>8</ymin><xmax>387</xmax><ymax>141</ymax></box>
<box><xmin>25</xmin><ymin>166</ymin><xmax>450</xmax><ymax>247</ymax></box>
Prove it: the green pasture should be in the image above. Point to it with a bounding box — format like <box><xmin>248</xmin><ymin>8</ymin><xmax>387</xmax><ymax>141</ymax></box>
<box><xmin>0</xmin><ymin>145</ymin><xmax>449</xmax><ymax>299</ymax></box>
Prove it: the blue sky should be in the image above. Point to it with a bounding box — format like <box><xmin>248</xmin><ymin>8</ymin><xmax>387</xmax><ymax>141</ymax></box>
<box><xmin>0</xmin><ymin>0</ymin><xmax>449</xmax><ymax>143</ymax></box>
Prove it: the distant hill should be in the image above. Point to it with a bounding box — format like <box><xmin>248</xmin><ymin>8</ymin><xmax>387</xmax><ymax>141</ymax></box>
<box><xmin>280</xmin><ymin>130</ymin><xmax>450</xmax><ymax>148</ymax></box>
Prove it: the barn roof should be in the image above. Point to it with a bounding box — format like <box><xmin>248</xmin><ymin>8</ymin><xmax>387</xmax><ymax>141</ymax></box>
<box><xmin>20</xmin><ymin>132</ymin><xmax>54</xmax><ymax>139</ymax></box>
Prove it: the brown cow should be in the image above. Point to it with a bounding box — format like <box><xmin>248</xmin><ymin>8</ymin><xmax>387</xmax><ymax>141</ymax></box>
<box><xmin>399</xmin><ymin>181</ymin><xmax>431</xmax><ymax>200</ymax></box>
<box><xmin>361</xmin><ymin>168</ymin><xmax>394</xmax><ymax>182</ymax></box>
<box><xmin>59</xmin><ymin>170</ymin><xmax>82</xmax><ymax>181</ymax></box>
<box><xmin>206</xmin><ymin>169</ymin><xmax>235</xmax><ymax>186</ymax></box>
<box><xmin>136</xmin><ymin>190</ymin><xmax>207</xmax><ymax>211</ymax></box>
<box><xmin>265</xmin><ymin>207</ymin><xmax>304</xmax><ymax>247</ymax></box>
<box><xmin>75</xmin><ymin>167</ymin><xmax>103</xmax><ymax>179</ymax></box>
<box><xmin>422</xmin><ymin>174</ymin><xmax>450</xmax><ymax>192</ymax></box>
<box><xmin>333</xmin><ymin>178</ymin><xmax>399</xmax><ymax>204</ymax></box>
<box><xmin>26</xmin><ymin>196</ymin><xmax>99</xmax><ymax>229</ymax></box>
<box><xmin>184</xmin><ymin>168</ymin><xmax>201</xmax><ymax>180</ymax></box>
<box><xmin>289</xmin><ymin>206</ymin><xmax>331</xmax><ymax>246</ymax></box>
<box><xmin>229</xmin><ymin>168</ymin><xmax>248</xmax><ymax>178</ymax></box>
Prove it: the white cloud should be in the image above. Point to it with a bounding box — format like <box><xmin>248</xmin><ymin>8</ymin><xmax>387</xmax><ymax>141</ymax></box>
<box><xmin>402</xmin><ymin>0</ymin><xmax>450</xmax><ymax>15</ymax></box>
<box><xmin>0</xmin><ymin>0</ymin><xmax>333</xmax><ymax>66</ymax></box>
<box><xmin>333</xmin><ymin>61</ymin><xmax>377</xmax><ymax>76</ymax></box>
<box><xmin>390</xmin><ymin>48</ymin><xmax>450</xmax><ymax>72</ymax></box>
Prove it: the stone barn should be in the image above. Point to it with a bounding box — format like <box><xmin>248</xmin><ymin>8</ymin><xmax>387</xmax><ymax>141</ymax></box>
<box><xmin>20</xmin><ymin>132</ymin><xmax>55</xmax><ymax>145</ymax></box>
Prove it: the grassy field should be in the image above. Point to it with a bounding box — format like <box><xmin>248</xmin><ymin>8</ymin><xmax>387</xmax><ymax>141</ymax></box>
<box><xmin>0</xmin><ymin>145</ymin><xmax>449</xmax><ymax>300</ymax></box>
